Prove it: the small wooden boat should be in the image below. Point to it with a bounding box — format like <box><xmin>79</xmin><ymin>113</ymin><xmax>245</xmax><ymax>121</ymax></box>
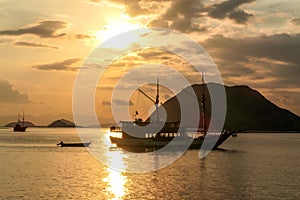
<box><xmin>57</xmin><ymin>141</ymin><xmax>91</xmax><ymax>147</ymax></box>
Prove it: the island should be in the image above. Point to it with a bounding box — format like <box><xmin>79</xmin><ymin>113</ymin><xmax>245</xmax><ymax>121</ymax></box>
<box><xmin>47</xmin><ymin>119</ymin><xmax>75</xmax><ymax>127</ymax></box>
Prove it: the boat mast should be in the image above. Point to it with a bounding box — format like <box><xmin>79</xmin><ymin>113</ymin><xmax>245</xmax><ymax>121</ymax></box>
<box><xmin>17</xmin><ymin>113</ymin><xmax>20</xmax><ymax>124</ymax></box>
<box><xmin>155</xmin><ymin>79</ymin><xmax>159</xmax><ymax>122</ymax></box>
<box><xmin>22</xmin><ymin>111</ymin><xmax>25</xmax><ymax>127</ymax></box>
<box><xmin>137</xmin><ymin>79</ymin><xmax>160</xmax><ymax>122</ymax></box>
<box><xmin>201</xmin><ymin>74</ymin><xmax>207</xmax><ymax>134</ymax></box>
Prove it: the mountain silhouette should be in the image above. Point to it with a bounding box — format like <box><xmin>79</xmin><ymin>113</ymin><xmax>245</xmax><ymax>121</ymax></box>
<box><xmin>48</xmin><ymin>119</ymin><xmax>75</xmax><ymax>127</ymax></box>
<box><xmin>147</xmin><ymin>83</ymin><xmax>300</xmax><ymax>131</ymax></box>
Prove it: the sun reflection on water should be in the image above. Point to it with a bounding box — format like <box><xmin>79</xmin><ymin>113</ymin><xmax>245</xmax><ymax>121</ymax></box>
<box><xmin>104</xmin><ymin>167</ymin><xmax>127</xmax><ymax>200</ymax></box>
<box><xmin>103</xmin><ymin>131</ymin><xmax>128</xmax><ymax>200</ymax></box>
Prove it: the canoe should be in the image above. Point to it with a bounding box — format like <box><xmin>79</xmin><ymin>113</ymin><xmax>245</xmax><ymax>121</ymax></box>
<box><xmin>57</xmin><ymin>141</ymin><xmax>91</xmax><ymax>147</ymax></box>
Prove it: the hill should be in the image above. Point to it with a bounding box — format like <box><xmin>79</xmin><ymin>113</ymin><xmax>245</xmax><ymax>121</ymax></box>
<box><xmin>48</xmin><ymin>119</ymin><xmax>75</xmax><ymax>127</ymax></box>
<box><xmin>148</xmin><ymin>83</ymin><xmax>300</xmax><ymax>131</ymax></box>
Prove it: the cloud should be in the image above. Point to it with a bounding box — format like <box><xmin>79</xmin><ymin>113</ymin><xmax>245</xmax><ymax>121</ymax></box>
<box><xmin>14</xmin><ymin>41</ymin><xmax>59</xmax><ymax>49</ymax></box>
<box><xmin>207</xmin><ymin>33</ymin><xmax>300</xmax><ymax>66</ymax></box>
<box><xmin>88</xmin><ymin>0</ymin><xmax>102</xmax><ymax>3</ymax></box>
<box><xmin>0</xmin><ymin>38</ymin><xmax>12</xmax><ymax>45</ymax></box>
<box><xmin>32</xmin><ymin>58</ymin><xmax>82</xmax><ymax>71</ymax></box>
<box><xmin>74</xmin><ymin>34</ymin><xmax>94</xmax><ymax>40</ymax></box>
<box><xmin>291</xmin><ymin>18</ymin><xmax>300</xmax><ymax>25</ymax></box>
<box><xmin>101</xmin><ymin>98</ymin><xmax>135</xmax><ymax>107</ymax></box>
<box><xmin>97</xmin><ymin>85</ymin><xmax>114</xmax><ymax>92</ymax></box>
<box><xmin>0</xmin><ymin>20</ymin><xmax>68</xmax><ymax>38</ymax></box>
<box><xmin>102</xmin><ymin>101</ymin><xmax>111</xmax><ymax>106</ymax></box>
<box><xmin>92</xmin><ymin>0</ymin><xmax>204</xmax><ymax>32</ymax></box>
<box><xmin>0</xmin><ymin>79</ymin><xmax>31</xmax><ymax>104</ymax></box>
<box><xmin>203</xmin><ymin>33</ymin><xmax>300</xmax><ymax>87</ymax></box>
<box><xmin>149</xmin><ymin>0</ymin><xmax>205</xmax><ymax>33</ymax></box>
<box><xmin>208</xmin><ymin>0</ymin><xmax>255</xmax><ymax>24</ymax></box>
<box><xmin>88</xmin><ymin>0</ymin><xmax>150</xmax><ymax>17</ymax></box>
<box><xmin>137</xmin><ymin>49</ymin><xmax>168</xmax><ymax>59</ymax></box>
<box><xmin>113</xmin><ymin>99</ymin><xmax>134</xmax><ymax>106</ymax></box>
<box><xmin>228</xmin><ymin>9</ymin><xmax>253</xmax><ymax>24</ymax></box>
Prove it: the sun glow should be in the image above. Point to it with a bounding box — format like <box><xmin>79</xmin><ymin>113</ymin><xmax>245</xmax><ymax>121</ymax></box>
<box><xmin>96</xmin><ymin>19</ymin><xmax>144</xmax><ymax>49</ymax></box>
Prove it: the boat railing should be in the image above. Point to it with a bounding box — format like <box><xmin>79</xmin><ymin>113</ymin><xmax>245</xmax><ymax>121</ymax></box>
<box><xmin>110</xmin><ymin>126</ymin><xmax>122</xmax><ymax>132</ymax></box>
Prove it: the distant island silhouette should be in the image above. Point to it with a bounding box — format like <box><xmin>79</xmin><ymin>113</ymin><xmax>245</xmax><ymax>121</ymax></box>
<box><xmin>47</xmin><ymin>119</ymin><xmax>75</xmax><ymax>127</ymax></box>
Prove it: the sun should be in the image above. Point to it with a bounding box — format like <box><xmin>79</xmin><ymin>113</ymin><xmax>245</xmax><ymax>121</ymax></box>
<box><xmin>96</xmin><ymin>19</ymin><xmax>144</xmax><ymax>49</ymax></box>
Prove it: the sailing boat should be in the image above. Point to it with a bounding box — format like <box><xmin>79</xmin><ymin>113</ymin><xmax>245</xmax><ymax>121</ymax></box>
<box><xmin>109</xmin><ymin>77</ymin><xmax>239</xmax><ymax>152</ymax></box>
<box><xmin>14</xmin><ymin>112</ymin><xmax>28</xmax><ymax>132</ymax></box>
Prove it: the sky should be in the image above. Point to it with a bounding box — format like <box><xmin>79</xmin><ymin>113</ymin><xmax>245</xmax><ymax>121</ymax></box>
<box><xmin>0</xmin><ymin>0</ymin><xmax>299</xmax><ymax>126</ymax></box>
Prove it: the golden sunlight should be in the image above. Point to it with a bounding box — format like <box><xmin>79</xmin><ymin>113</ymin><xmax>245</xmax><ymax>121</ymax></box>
<box><xmin>96</xmin><ymin>19</ymin><xmax>144</xmax><ymax>49</ymax></box>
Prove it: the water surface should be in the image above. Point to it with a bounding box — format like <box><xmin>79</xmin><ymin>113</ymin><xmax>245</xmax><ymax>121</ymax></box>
<box><xmin>0</xmin><ymin>128</ymin><xmax>299</xmax><ymax>199</ymax></box>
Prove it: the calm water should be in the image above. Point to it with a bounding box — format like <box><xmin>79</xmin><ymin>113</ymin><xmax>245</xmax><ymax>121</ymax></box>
<box><xmin>0</xmin><ymin>128</ymin><xmax>299</xmax><ymax>200</ymax></box>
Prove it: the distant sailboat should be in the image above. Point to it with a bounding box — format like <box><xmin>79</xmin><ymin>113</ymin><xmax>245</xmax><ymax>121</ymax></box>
<box><xmin>14</xmin><ymin>112</ymin><xmax>27</xmax><ymax>132</ymax></box>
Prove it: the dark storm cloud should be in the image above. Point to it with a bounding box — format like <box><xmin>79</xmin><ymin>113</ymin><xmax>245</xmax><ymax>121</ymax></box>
<box><xmin>32</xmin><ymin>58</ymin><xmax>82</xmax><ymax>71</ymax></box>
<box><xmin>208</xmin><ymin>0</ymin><xmax>255</xmax><ymax>23</ymax></box>
<box><xmin>14</xmin><ymin>41</ymin><xmax>59</xmax><ymax>49</ymax></box>
<box><xmin>0</xmin><ymin>20</ymin><xmax>67</xmax><ymax>38</ymax></box>
<box><xmin>0</xmin><ymin>79</ymin><xmax>31</xmax><ymax>104</ymax></box>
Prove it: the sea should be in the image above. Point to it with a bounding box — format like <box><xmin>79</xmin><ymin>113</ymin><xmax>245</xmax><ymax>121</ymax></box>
<box><xmin>0</xmin><ymin>128</ymin><xmax>299</xmax><ymax>200</ymax></box>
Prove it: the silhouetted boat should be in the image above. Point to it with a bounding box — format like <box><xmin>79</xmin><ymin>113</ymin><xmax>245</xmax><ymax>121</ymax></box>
<box><xmin>14</xmin><ymin>112</ymin><xmax>27</xmax><ymax>132</ymax></box>
<box><xmin>57</xmin><ymin>141</ymin><xmax>91</xmax><ymax>147</ymax></box>
<box><xmin>110</xmin><ymin>125</ymin><xmax>238</xmax><ymax>152</ymax></box>
<box><xmin>110</xmin><ymin>77</ymin><xmax>240</xmax><ymax>152</ymax></box>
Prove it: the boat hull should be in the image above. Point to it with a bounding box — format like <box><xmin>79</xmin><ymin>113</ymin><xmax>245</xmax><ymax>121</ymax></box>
<box><xmin>13</xmin><ymin>126</ymin><xmax>27</xmax><ymax>132</ymax></box>
<box><xmin>110</xmin><ymin>132</ymin><xmax>234</xmax><ymax>152</ymax></box>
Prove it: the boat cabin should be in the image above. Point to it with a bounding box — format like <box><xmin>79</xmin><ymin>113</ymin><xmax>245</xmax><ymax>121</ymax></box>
<box><xmin>110</xmin><ymin>120</ymin><xmax>188</xmax><ymax>139</ymax></box>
